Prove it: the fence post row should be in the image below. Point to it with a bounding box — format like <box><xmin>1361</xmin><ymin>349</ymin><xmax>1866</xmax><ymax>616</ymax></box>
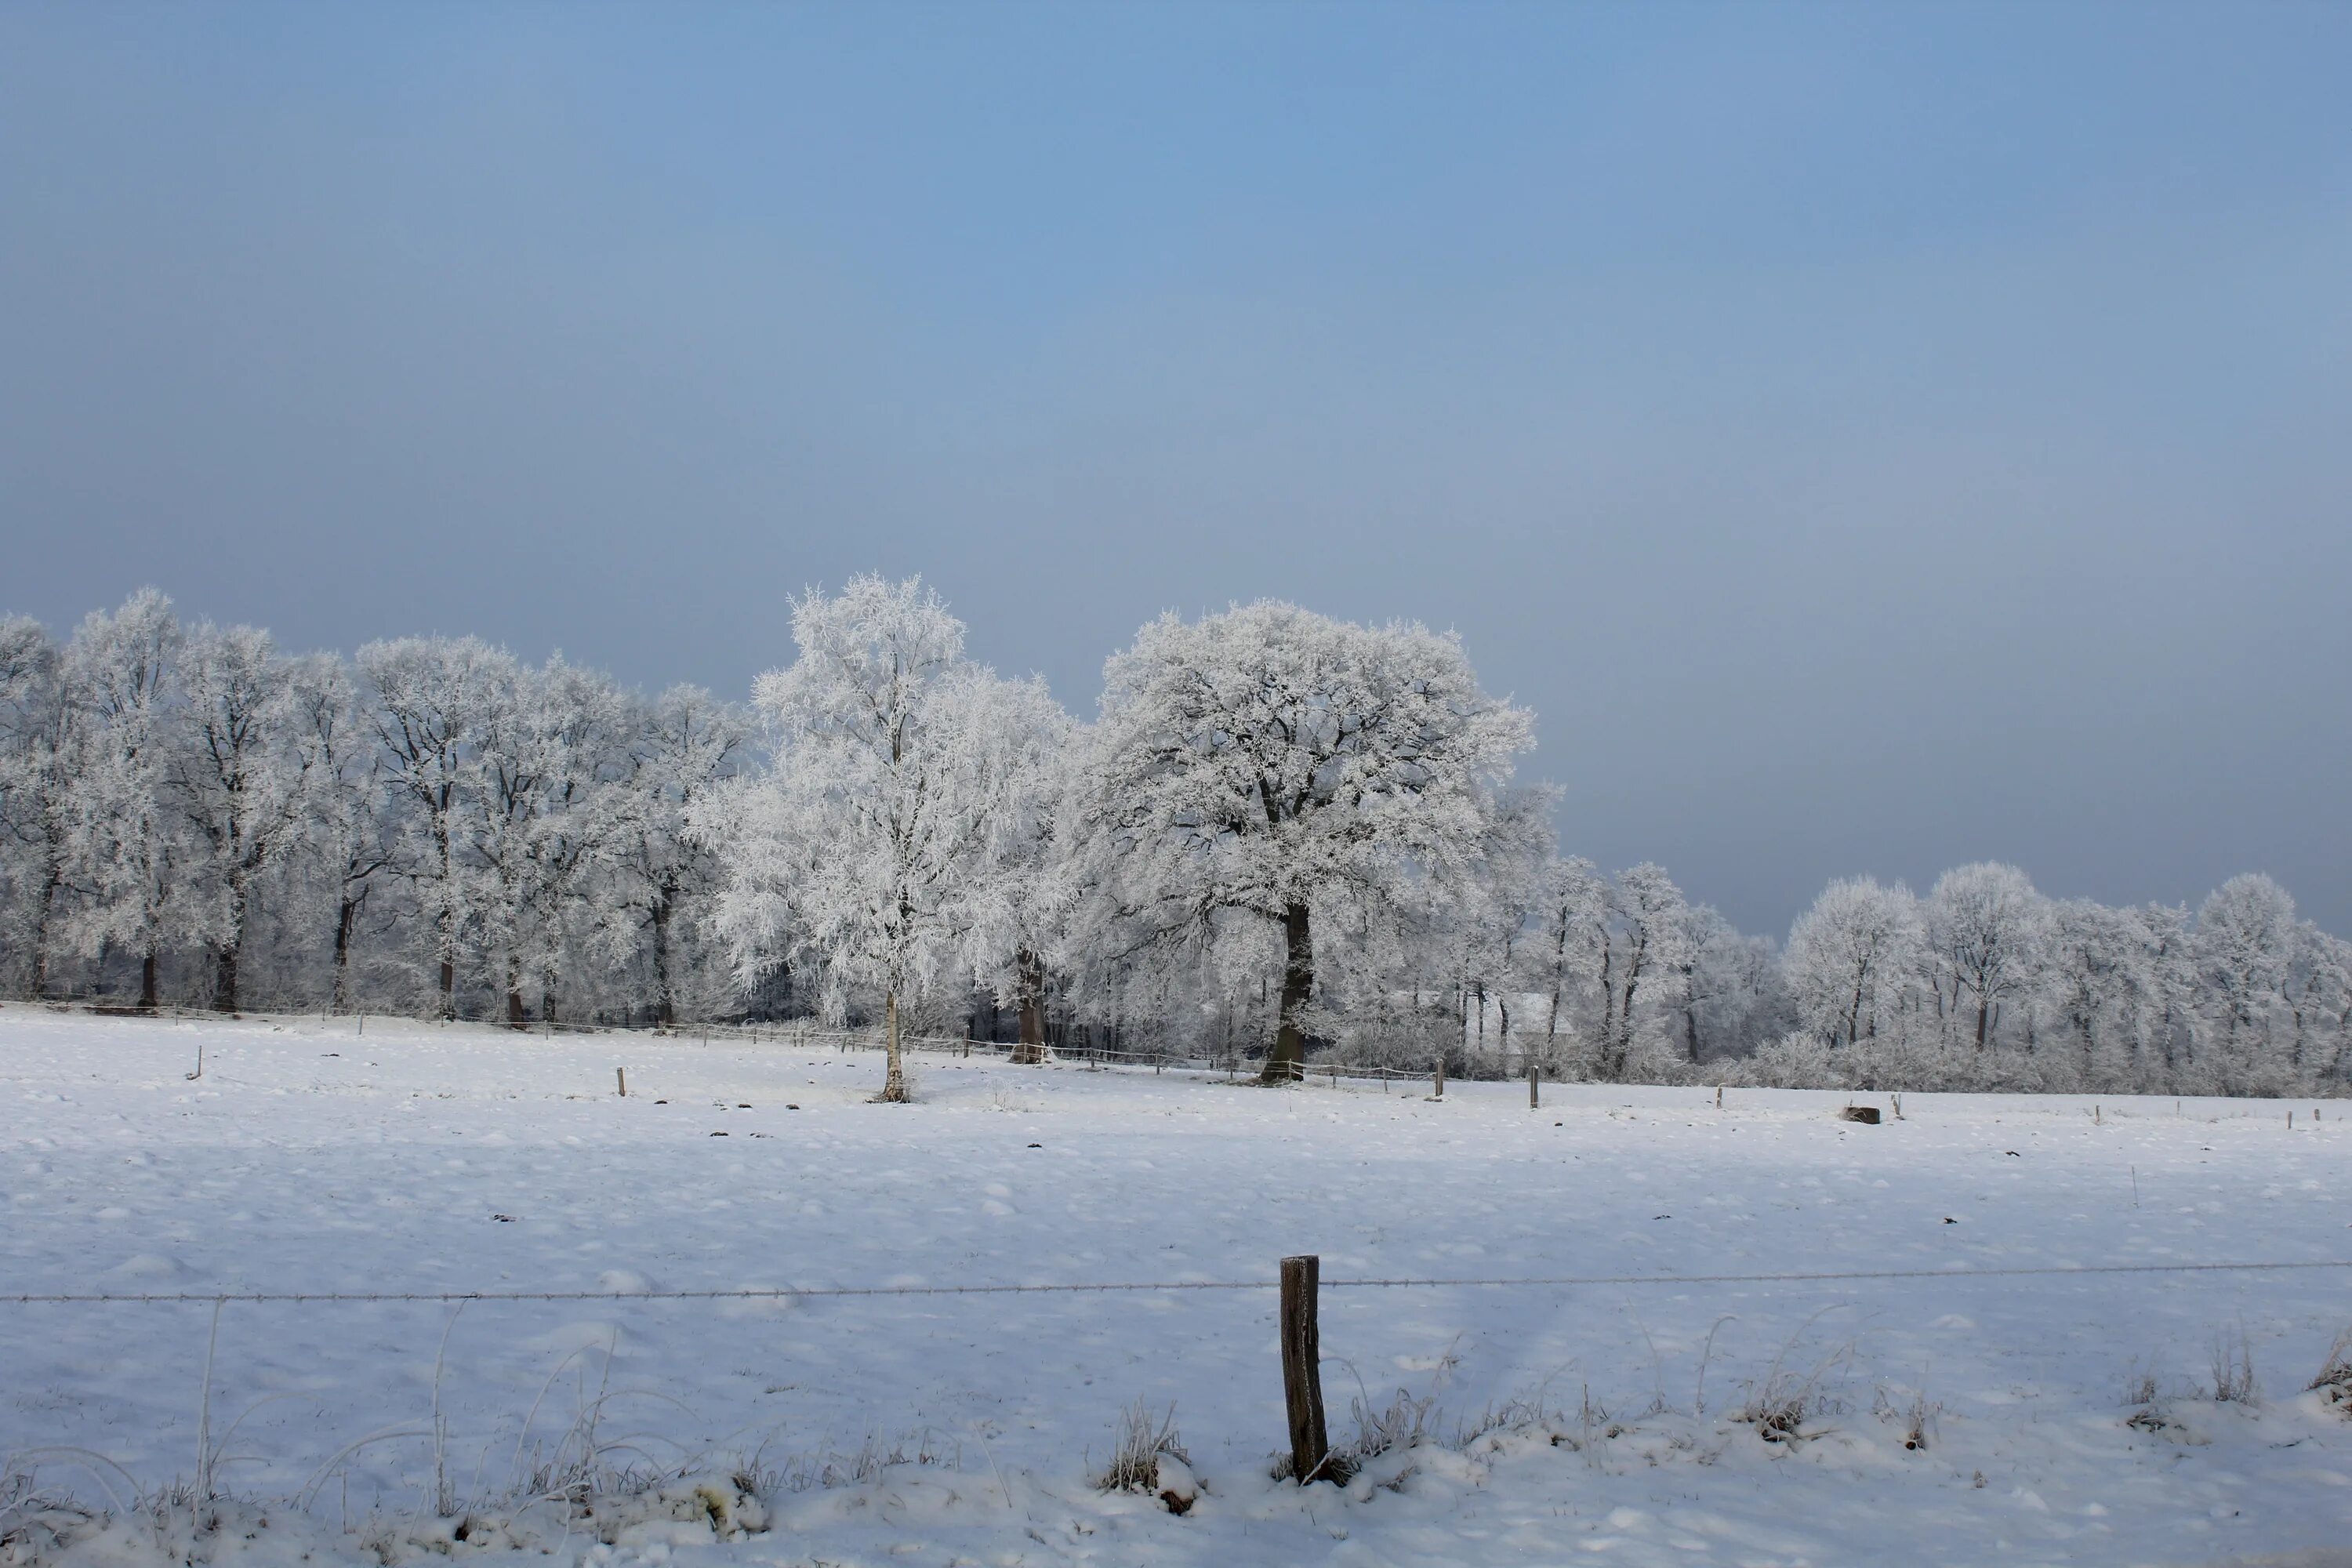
<box><xmin>1279</xmin><ymin>1254</ymin><xmax>1330</xmax><ymax>1483</ymax></box>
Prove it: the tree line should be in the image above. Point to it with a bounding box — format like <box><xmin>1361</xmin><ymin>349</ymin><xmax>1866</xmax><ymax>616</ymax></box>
<box><xmin>2</xmin><ymin>581</ymin><xmax>2343</xmax><ymax>1099</ymax></box>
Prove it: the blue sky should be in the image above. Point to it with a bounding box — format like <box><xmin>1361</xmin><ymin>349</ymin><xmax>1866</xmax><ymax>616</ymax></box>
<box><xmin>4</xmin><ymin>2</ymin><xmax>2347</xmax><ymax>935</ymax></box>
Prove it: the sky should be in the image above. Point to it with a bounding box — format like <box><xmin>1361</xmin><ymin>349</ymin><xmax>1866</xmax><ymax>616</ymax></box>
<box><xmin>3</xmin><ymin>2</ymin><xmax>2347</xmax><ymax>938</ymax></box>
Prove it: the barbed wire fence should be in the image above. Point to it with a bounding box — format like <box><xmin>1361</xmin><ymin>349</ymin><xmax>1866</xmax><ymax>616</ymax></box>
<box><xmin>5</xmin><ymin>1251</ymin><xmax>2349</xmax><ymax>1530</ymax></box>
<box><xmin>6</xmin><ymin>1255</ymin><xmax>2351</xmax><ymax>1307</ymax></box>
<box><xmin>7</xmin><ymin>991</ymin><xmax>1486</xmax><ymax>1094</ymax></box>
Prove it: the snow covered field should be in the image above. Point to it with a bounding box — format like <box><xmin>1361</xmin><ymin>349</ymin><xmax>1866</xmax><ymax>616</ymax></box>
<box><xmin>5</xmin><ymin>1004</ymin><xmax>2350</xmax><ymax>1567</ymax></box>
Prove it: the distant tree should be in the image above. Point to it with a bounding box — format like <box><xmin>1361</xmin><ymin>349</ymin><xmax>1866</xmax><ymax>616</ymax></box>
<box><xmin>359</xmin><ymin>636</ymin><xmax>521</xmax><ymax>1018</ymax></box>
<box><xmin>966</xmin><ymin>680</ymin><xmax>1077</xmax><ymax>1065</ymax></box>
<box><xmin>2037</xmin><ymin>898</ymin><xmax>2179</xmax><ymax>1092</ymax></box>
<box><xmin>1682</xmin><ymin>905</ymin><xmax>1782</xmax><ymax>1062</ymax></box>
<box><xmin>0</xmin><ymin>615</ymin><xmax>71</xmax><ymax>995</ymax></box>
<box><xmin>2295</xmin><ymin>927</ymin><xmax>2352</xmax><ymax>1087</ymax></box>
<box><xmin>1082</xmin><ymin>601</ymin><xmax>1534</xmax><ymax>1083</ymax></box>
<box><xmin>170</xmin><ymin>621</ymin><xmax>317</xmax><ymax>1012</ymax></box>
<box><xmin>462</xmin><ymin>655</ymin><xmax>629</xmax><ymax>1025</ymax></box>
<box><xmin>60</xmin><ymin>590</ymin><xmax>187</xmax><ymax>1010</ymax></box>
<box><xmin>284</xmin><ymin>653</ymin><xmax>395</xmax><ymax>1013</ymax></box>
<box><xmin>705</xmin><ymin>576</ymin><xmax>1054</xmax><ymax>1102</ymax></box>
<box><xmin>1446</xmin><ymin>786</ymin><xmax>1555</xmax><ymax>1072</ymax></box>
<box><xmin>1924</xmin><ymin>862</ymin><xmax>2049</xmax><ymax>1051</ymax></box>
<box><xmin>1534</xmin><ymin>855</ymin><xmax>1610</xmax><ymax>1069</ymax></box>
<box><xmin>1596</xmin><ymin>863</ymin><xmax>1691</xmax><ymax>1080</ymax></box>
<box><xmin>1784</xmin><ymin>877</ymin><xmax>1920</xmax><ymax>1051</ymax></box>
<box><xmin>2196</xmin><ymin>873</ymin><xmax>2299</xmax><ymax>1092</ymax></box>
<box><xmin>607</xmin><ymin>684</ymin><xmax>744</xmax><ymax>1028</ymax></box>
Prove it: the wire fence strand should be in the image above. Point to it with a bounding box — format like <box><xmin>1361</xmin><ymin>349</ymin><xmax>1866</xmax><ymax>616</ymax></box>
<box><xmin>9</xmin><ymin>1256</ymin><xmax>2350</xmax><ymax>1305</ymax></box>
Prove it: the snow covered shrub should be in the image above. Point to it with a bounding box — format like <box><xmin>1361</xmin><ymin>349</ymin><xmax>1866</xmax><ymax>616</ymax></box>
<box><xmin>771</xmin><ymin>1431</ymin><xmax>955</xmax><ymax>1493</ymax></box>
<box><xmin>1735</xmin><ymin>1320</ymin><xmax>1853</xmax><ymax>1443</ymax></box>
<box><xmin>1747</xmin><ymin>1032</ymin><xmax>1841</xmax><ymax>1090</ymax></box>
<box><xmin>503</xmin><ymin>1477</ymin><xmax>769</xmax><ymax>1549</ymax></box>
<box><xmin>1094</xmin><ymin>1400</ymin><xmax>1194</xmax><ymax>1512</ymax></box>
<box><xmin>1264</xmin><ymin>1385</ymin><xmax>1445</xmax><ymax>1486</ymax></box>
<box><xmin>0</xmin><ymin>1472</ymin><xmax>96</xmax><ymax>1566</ymax></box>
<box><xmin>2209</xmin><ymin>1327</ymin><xmax>2259</xmax><ymax>1404</ymax></box>
<box><xmin>1873</xmin><ymin>1386</ymin><xmax>1939</xmax><ymax>1450</ymax></box>
<box><xmin>1341</xmin><ymin>1385</ymin><xmax>1440</xmax><ymax>1472</ymax></box>
<box><xmin>2307</xmin><ymin>1331</ymin><xmax>2352</xmax><ymax>1414</ymax></box>
<box><xmin>1451</xmin><ymin>1388</ymin><xmax>1573</xmax><ymax>1451</ymax></box>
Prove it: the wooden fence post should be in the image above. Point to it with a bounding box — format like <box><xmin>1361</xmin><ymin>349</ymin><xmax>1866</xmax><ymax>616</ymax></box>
<box><xmin>1433</xmin><ymin>1055</ymin><xmax>1445</xmax><ymax>1098</ymax></box>
<box><xmin>616</xmin><ymin>1067</ymin><xmax>627</xmax><ymax>1098</ymax></box>
<box><xmin>1528</xmin><ymin>1060</ymin><xmax>1539</xmax><ymax>1109</ymax></box>
<box><xmin>1279</xmin><ymin>1254</ymin><xmax>1330</xmax><ymax>1483</ymax></box>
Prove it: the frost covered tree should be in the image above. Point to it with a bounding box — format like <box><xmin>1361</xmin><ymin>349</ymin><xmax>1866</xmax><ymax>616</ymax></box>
<box><xmin>1682</xmin><ymin>906</ymin><xmax>1784</xmax><ymax>1062</ymax></box>
<box><xmin>965</xmin><ymin>679</ymin><xmax>1078</xmax><ymax>1065</ymax></box>
<box><xmin>1532</xmin><ymin>855</ymin><xmax>1610</xmax><ymax>1067</ymax></box>
<box><xmin>0</xmin><ymin>615</ymin><xmax>71</xmax><ymax>995</ymax></box>
<box><xmin>2195</xmin><ymin>873</ymin><xmax>2299</xmax><ymax>1092</ymax></box>
<box><xmin>705</xmin><ymin>576</ymin><xmax>1058</xmax><ymax>1102</ymax></box>
<box><xmin>463</xmin><ymin>655</ymin><xmax>629</xmax><ymax>1025</ymax></box>
<box><xmin>2038</xmin><ymin>898</ymin><xmax>2180</xmax><ymax>1091</ymax></box>
<box><xmin>1443</xmin><ymin>786</ymin><xmax>1555</xmax><ymax>1072</ymax></box>
<box><xmin>607</xmin><ymin>684</ymin><xmax>744</xmax><ymax>1027</ymax></box>
<box><xmin>60</xmin><ymin>590</ymin><xmax>188</xmax><ymax>1010</ymax></box>
<box><xmin>1082</xmin><ymin>601</ymin><xmax>1534</xmax><ymax>1083</ymax></box>
<box><xmin>2290</xmin><ymin>927</ymin><xmax>2352</xmax><ymax>1087</ymax></box>
<box><xmin>11</xmin><ymin>579</ymin><xmax>2352</xmax><ymax>1103</ymax></box>
<box><xmin>285</xmin><ymin>653</ymin><xmax>395</xmax><ymax>1012</ymax></box>
<box><xmin>1923</xmin><ymin>862</ymin><xmax>2049</xmax><ymax>1051</ymax></box>
<box><xmin>1784</xmin><ymin>877</ymin><xmax>1921</xmax><ymax>1051</ymax></box>
<box><xmin>1595</xmin><ymin>863</ymin><xmax>1692</xmax><ymax>1080</ymax></box>
<box><xmin>169</xmin><ymin>622</ymin><xmax>318</xmax><ymax>1011</ymax></box>
<box><xmin>359</xmin><ymin>636</ymin><xmax>520</xmax><ymax>1017</ymax></box>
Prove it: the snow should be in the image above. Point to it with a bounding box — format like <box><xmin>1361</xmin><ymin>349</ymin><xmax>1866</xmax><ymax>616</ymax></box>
<box><xmin>5</xmin><ymin>1003</ymin><xmax>2350</xmax><ymax>1567</ymax></box>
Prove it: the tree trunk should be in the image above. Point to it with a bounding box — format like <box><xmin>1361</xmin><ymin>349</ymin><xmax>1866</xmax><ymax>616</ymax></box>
<box><xmin>1598</xmin><ymin>941</ymin><xmax>1617</xmax><ymax>1063</ymax></box>
<box><xmin>29</xmin><ymin>863</ymin><xmax>60</xmax><ymax>997</ymax></box>
<box><xmin>879</xmin><ymin>989</ymin><xmax>911</xmax><ymax>1102</ymax></box>
<box><xmin>1976</xmin><ymin>992</ymin><xmax>1991</xmax><ymax>1051</ymax></box>
<box><xmin>1544</xmin><ymin>917</ymin><xmax>1568</xmax><ymax>1064</ymax></box>
<box><xmin>1012</xmin><ymin>947</ymin><xmax>1047</xmax><ymax>1065</ymax></box>
<box><xmin>1611</xmin><ymin>940</ymin><xmax>1647</xmax><ymax>1079</ymax></box>
<box><xmin>213</xmin><ymin>940</ymin><xmax>239</xmax><ymax>1015</ymax></box>
<box><xmin>650</xmin><ymin>884</ymin><xmax>677</xmax><ymax>1029</ymax></box>
<box><xmin>139</xmin><ymin>949</ymin><xmax>158</xmax><ymax>1012</ymax></box>
<box><xmin>332</xmin><ymin>895</ymin><xmax>358</xmax><ymax>1013</ymax></box>
<box><xmin>434</xmin><ymin>797</ymin><xmax>457</xmax><ymax>1020</ymax></box>
<box><xmin>1261</xmin><ymin>902</ymin><xmax>1313</xmax><ymax>1084</ymax></box>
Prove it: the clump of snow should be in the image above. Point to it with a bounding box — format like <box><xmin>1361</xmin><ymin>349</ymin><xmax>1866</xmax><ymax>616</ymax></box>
<box><xmin>0</xmin><ymin>1476</ymin><xmax>770</xmax><ymax>1568</ymax></box>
